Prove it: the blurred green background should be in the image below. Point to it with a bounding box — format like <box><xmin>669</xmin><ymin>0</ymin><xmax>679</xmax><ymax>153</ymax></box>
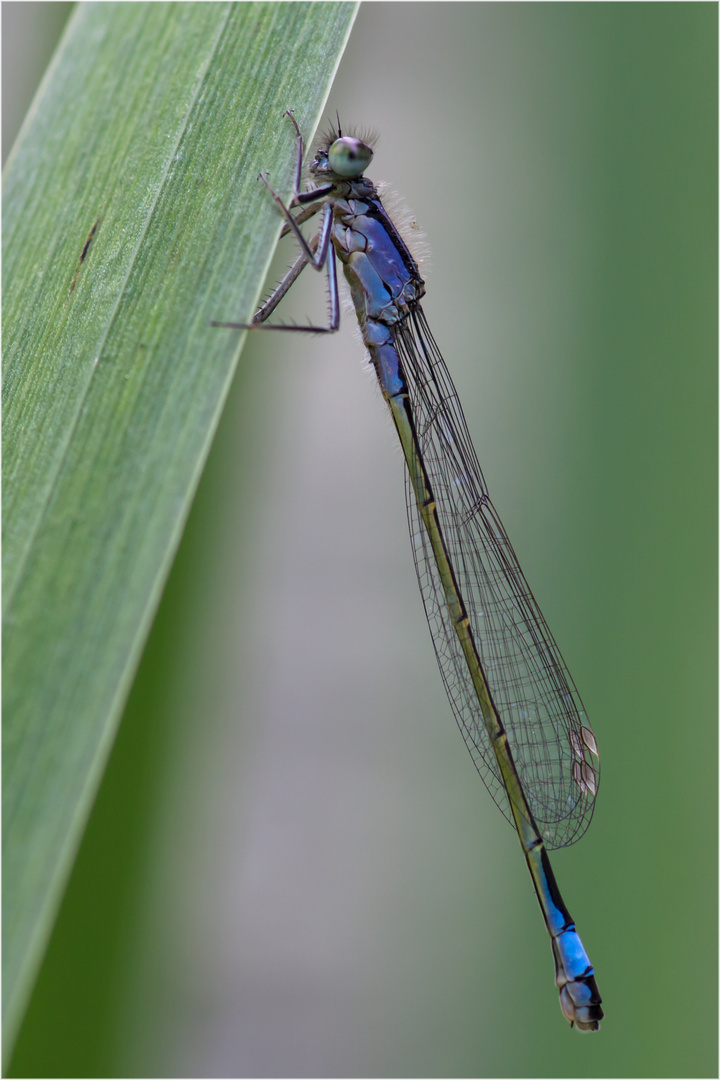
<box><xmin>5</xmin><ymin>3</ymin><xmax>716</xmax><ymax>1077</ymax></box>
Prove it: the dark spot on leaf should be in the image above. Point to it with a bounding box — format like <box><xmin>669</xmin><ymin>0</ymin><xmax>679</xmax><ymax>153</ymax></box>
<box><xmin>69</xmin><ymin>217</ymin><xmax>101</xmax><ymax>295</ymax></box>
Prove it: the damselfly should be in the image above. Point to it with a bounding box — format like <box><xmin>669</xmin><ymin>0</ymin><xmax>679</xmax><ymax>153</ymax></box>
<box><xmin>213</xmin><ymin>112</ymin><xmax>603</xmax><ymax>1031</ymax></box>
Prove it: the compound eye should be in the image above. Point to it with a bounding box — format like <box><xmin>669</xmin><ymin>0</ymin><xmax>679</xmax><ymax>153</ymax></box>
<box><xmin>327</xmin><ymin>136</ymin><xmax>373</xmax><ymax>178</ymax></box>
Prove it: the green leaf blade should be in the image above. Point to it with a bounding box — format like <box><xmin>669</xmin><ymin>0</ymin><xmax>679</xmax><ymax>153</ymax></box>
<box><xmin>3</xmin><ymin>0</ymin><xmax>358</xmax><ymax>1051</ymax></box>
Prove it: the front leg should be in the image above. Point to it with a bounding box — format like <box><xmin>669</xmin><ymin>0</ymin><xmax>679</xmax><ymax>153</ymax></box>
<box><xmin>257</xmin><ymin>111</ymin><xmax>335</xmax><ymax>265</ymax></box>
<box><xmin>282</xmin><ymin>110</ymin><xmax>333</xmax><ymax>209</ymax></box>
<box><xmin>285</xmin><ymin>110</ymin><xmax>305</xmax><ymax>200</ymax></box>
<box><xmin>210</xmin><ymin>112</ymin><xmax>339</xmax><ymax>333</ymax></box>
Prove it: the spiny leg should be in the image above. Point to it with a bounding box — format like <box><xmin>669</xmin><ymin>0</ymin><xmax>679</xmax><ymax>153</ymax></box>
<box><xmin>211</xmin><ymin>235</ymin><xmax>340</xmax><ymax>334</ymax></box>
<box><xmin>212</xmin><ymin>234</ymin><xmax>316</xmax><ymax>328</ymax></box>
<box><xmin>280</xmin><ymin>199</ymin><xmax>325</xmax><ymax>238</ymax></box>
<box><xmin>252</xmin><ymin>246</ymin><xmax>313</xmax><ymax>323</ymax></box>
<box><xmin>258</xmin><ymin>174</ymin><xmax>333</xmax><ymax>270</ymax></box>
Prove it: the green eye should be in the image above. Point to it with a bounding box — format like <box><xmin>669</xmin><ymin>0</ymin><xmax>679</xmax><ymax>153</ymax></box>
<box><xmin>327</xmin><ymin>136</ymin><xmax>373</xmax><ymax>178</ymax></box>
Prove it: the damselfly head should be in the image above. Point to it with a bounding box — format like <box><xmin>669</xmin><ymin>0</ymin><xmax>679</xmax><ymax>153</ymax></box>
<box><xmin>310</xmin><ymin>121</ymin><xmax>375</xmax><ymax>180</ymax></box>
<box><xmin>330</xmin><ymin>136</ymin><xmax>373</xmax><ymax>177</ymax></box>
<box><xmin>311</xmin><ymin>136</ymin><xmax>373</xmax><ymax>179</ymax></box>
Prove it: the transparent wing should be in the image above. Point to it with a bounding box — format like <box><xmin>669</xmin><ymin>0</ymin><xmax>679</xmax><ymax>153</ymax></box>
<box><xmin>394</xmin><ymin>309</ymin><xmax>599</xmax><ymax>849</ymax></box>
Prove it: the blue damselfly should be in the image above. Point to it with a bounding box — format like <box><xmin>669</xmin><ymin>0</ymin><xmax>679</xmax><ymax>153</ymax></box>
<box><xmin>213</xmin><ymin>112</ymin><xmax>603</xmax><ymax>1031</ymax></box>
